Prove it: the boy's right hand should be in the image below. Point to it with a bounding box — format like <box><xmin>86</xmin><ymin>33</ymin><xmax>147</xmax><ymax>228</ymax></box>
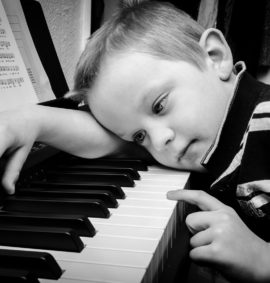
<box><xmin>0</xmin><ymin>104</ymin><xmax>144</xmax><ymax>195</ymax></box>
<box><xmin>167</xmin><ymin>189</ymin><xmax>270</xmax><ymax>282</ymax></box>
<box><xmin>0</xmin><ymin>104</ymin><xmax>153</xmax><ymax>195</ymax></box>
<box><xmin>0</xmin><ymin>107</ymin><xmax>38</xmax><ymax>194</ymax></box>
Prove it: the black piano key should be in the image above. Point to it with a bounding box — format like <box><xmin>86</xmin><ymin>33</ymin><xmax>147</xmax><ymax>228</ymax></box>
<box><xmin>0</xmin><ymin>268</ymin><xmax>39</xmax><ymax>283</ymax></box>
<box><xmin>0</xmin><ymin>225</ymin><xmax>84</xmax><ymax>252</ymax></box>
<box><xmin>3</xmin><ymin>196</ymin><xmax>110</xmax><ymax>218</ymax></box>
<box><xmin>0</xmin><ymin>249</ymin><xmax>62</xmax><ymax>279</ymax></box>
<box><xmin>0</xmin><ymin>211</ymin><xmax>95</xmax><ymax>237</ymax></box>
<box><xmin>65</xmin><ymin>157</ymin><xmax>148</xmax><ymax>171</ymax></box>
<box><xmin>54</xmin><ymin>165</ymin><xmax>141</xmax><ymax>180</ymax></box>
<box><xmin>44</xmin><ymin>171</ymin><xmax>135</xmax><ymax>187</ymax></box>
<box><xmin>17</xmin><ymin>188</ymin><xmax>118</xmax><ymax>208</ymax></box>
<box><xmin>26</xmin><ymin>182</ymin><xmax>126</xmax><ymax>199</ymax></box>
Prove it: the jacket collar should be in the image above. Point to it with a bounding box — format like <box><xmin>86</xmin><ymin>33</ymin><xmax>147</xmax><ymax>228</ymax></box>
<box><xmin>201</xmin><ymin>63</ymin><xmax>262</xmax><ymax>179</ymax></box>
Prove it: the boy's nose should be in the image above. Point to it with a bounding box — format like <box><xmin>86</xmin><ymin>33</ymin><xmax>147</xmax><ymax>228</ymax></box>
<box><xmin>149</xmin><ymin>127</ymin><xmax>174</xmax><ymax>152</ymax></box>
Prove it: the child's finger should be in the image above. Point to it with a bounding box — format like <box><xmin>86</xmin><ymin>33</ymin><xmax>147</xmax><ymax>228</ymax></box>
<box><xmin>1</xmin><ymin>146</ymin><xmax>31</xmax><ymax>194</ymax></box>
<box><xmin>239</xmin><ymin>180</ymin><xmax>270</xmax><ymax>193</ymax></box>
<box><xmin>190</xmin><ymin>228</ymin><xmax>213</xmax><ymax>248</ymax></box>
<box><xmin>185</xmin><ymin>210</ymin><xmax>218</xmax><ymax>233</ymax></box>
<box><xmin>189</xmin><ymin>244</ymin><xmax>216</xmax><ymax>263</ymax></box>
<box><xmin>167</xmin><ymin>189</ymin><xmax>226</xmax><ymax>211</ymax></box>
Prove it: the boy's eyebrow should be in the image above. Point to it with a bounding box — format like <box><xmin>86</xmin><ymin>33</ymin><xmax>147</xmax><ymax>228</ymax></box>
<box><xmin>138</xmin><ymin>82</ymin><xmax>171</xmax><ymax>109</ymax></box>
<box><xmin>138</xmin><ymin>84</ymin><xmax>162</xmax><ymax>108</ymax></box>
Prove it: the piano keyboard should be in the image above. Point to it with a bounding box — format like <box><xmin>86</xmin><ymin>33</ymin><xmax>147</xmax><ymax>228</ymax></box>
<box><xmin>0</xmin><ymin>153</ymin><xmax>189</xmax><ymax>283</ymax></box>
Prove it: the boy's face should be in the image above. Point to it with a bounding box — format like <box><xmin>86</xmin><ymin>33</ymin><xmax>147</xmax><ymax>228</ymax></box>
<box><xmin>88</xmin><ymin>52</ymin><xmax>234</xmax><ymax>172</ymax></box>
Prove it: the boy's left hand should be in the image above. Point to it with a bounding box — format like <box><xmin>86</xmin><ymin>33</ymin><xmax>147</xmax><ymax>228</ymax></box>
<box><xmin>167</xmin><ymin>189</ymin><xmax>270</xmax><ymax>283</ymax></box>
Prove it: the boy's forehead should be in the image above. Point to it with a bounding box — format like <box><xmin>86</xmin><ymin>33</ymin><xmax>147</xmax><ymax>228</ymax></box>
<box><xmin>90</xmin><ymin>53</ymin><xmax>165</xmax><ymax>102</ymax></box>
<box><xmin>98</xmin><ymin>50</ymin><xmax>203</xmax><ymax>79</ymax></box>
<box><xmin>90</xmin><ymin>52</ymin><xmax>150</xmax><ymax>96</ymax></box>
<box><xmin>88</xmin><ymin>51</ymin><xmax>203</xmax><ymax>108</ymax></box>
<box><xmin>95</xmin><ymin>51</ymin><xmax>184</xmax><ymax>91</ymax></box>
<box><xmin>99</xmin><ymin>51</ymin><xmax>153</xmax><ymax>76</ymax></box>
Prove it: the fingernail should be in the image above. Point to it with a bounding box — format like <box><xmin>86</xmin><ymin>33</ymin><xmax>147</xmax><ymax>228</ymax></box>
<box><xmin>8</xmin><ymin>174</ymin><xmax>19</xmax><ymax>195</ymax></box>
<box><xmin>167</xmin><ymin>191</ymin><xmax>175</xmax><ymax>199</ymax></box>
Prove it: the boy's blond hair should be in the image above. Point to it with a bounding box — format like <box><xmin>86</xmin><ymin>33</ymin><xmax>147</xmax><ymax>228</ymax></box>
<box><xmin>71</xmin><ymin>0</ymin><xmax>206</xmax><ymax>100</ymax></box>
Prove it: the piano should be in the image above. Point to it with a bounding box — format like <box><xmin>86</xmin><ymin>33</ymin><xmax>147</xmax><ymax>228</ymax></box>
<box><xmin>0</xmin><ymin>1</ymin><xmax>191</xmax><ymax>282</ymax></box>
<box><xmin>0</xmin><ymin>144</ymin><xmax>190</xmax><ymax>283</ymax></box>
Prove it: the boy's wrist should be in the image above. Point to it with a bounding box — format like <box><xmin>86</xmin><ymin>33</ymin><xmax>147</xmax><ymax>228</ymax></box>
<box><xmin>19</xmin><ymin>105</ymin><xmax>124</xmax><ymax>158</ymax></box>
<box><xmin>20</xmin><ymin>105</ymin><xmax>45</xmax><ymax>140</ymax></box>
<box><xmin>21</xmin><ymin>105</ymin><xmax>72</xmax><ymax>143</ymax></box>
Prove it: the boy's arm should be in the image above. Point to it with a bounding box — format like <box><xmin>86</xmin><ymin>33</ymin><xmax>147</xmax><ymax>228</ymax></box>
<box><xmin>0</xmin><ymin>105</ymin><xmax>140</xmax><ymax>193</ymax></box>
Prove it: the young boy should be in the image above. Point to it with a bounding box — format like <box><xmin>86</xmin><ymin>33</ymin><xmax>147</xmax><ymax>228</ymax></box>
<box><xmin>1</xmin><ymin>1</ymin><xmax>270</xmax><ymax>282</ymax></box>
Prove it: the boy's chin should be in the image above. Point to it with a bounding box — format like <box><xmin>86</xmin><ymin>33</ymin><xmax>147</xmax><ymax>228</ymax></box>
<box><xmin>191</xmin><ymin>165</ymin><xmax>207</xmax><ymax>173</ymax></box>
<box><xmin>152</xmin><ymin>152</ymin><xmax>206</xmax><ymax>172</ymax></box>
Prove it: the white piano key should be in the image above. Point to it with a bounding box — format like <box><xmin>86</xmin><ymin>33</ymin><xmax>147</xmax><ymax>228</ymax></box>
<box><xmin>42</xmin><ymin>260</ymin><xmax>146</xmax><ymax>283</ymax></box>
<box><xmin>90</xmin><ymin>214</ymin><xmax>168</xmax><ymax>229</ymax></box>
<box><xmin>142</xmin><ymin>167</ymin><xmax>188</xmax><ymax>176</ymax></box>
<box><xmin>41</xmin><ymin>279</ymin><xmax>94</xmax><ymax>283</ymax></box>
<box><xmin>124</xmin><ymin>190</ymin><xmax>167</xmax><ymax>199</ymax></box>
<box><xmin>90</xmin><ymin>222</ymin><xmax>164</xmax><ymax>239</ymax></box>
<box><xmin>140</xmin><ymin>171</ymin><xmax>188</xmax><ymax>181</ymax></box>
<box><xmin>147</xmin><ymin>165</ymin><xmax>188</xmax><ymax>174</ymax></box>
<box><xmin>135</xmin><ymin>179</ymin><xmax>184</xmax><ymax>186</ymax></box>
<box><xmin>41</xmin><ymin>279</ymin><xmax>120</xmax><ymax>283</ymax></box>
<box><xmin>117</xmin><ymin>198</ymin><xmax>175</xmax><ymax>208</ymax></box>
<box><xmin>54</xmin><ymin>248</ymin><xmax>153</xmax><ymax>268</ymax></box>
<box><xmin>41</xmin><ymin>279</ymin><xmax>99</xmax><ymax>283</ymax></box>
<box><xmin>128</xmin><ymin>184</ymin><xmax>181</xmax><ymax>192</ymax></box>
<box><xmin>109</xmin><ymin>205</ymin><xmax>172</xmax><ymax>217</ymax></box>
<box><xmin>82</xmin><ymin>234</ymin><xmax>158</xmax><ymax>252</ymax></box>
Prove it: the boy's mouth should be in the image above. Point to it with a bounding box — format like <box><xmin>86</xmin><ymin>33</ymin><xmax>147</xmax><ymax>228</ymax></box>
<box><xmin>177</xmin><ymin>146</ymin><xmax>188</xmax><ymax>162</ymax></box>
<box><xmin>177</xmin><ymin>140</ymin><xmax>195</xmax><ymax>162</ymax></box>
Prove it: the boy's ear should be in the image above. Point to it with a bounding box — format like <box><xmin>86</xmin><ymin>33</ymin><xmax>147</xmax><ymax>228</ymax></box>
<box><xmin>199</xmin><ymin>28</ymin><xmax>233</xmax><ymax>81</ymax></box>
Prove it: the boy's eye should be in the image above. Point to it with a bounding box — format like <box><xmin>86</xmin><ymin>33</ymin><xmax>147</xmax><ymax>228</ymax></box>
<box><xmin>133</xmin><ymin>130</ymin><xmax>146</xmax><ymax>145</ymax></box>
<box><xmin>152</xmin><ymin>93</ymin><xmax>168</xmax><ymax>114</ymax></box>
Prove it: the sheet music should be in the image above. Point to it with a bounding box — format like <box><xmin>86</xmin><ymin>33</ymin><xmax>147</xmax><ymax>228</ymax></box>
<box><xmin>1</xmin><ymin>0</ymin><xmax>55</xmax><ymax>104</ymax></box>
<box><xmin>0</xmin><ymin>0</ymin><xmax>38</xmax><ymax>111</ymax></box>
